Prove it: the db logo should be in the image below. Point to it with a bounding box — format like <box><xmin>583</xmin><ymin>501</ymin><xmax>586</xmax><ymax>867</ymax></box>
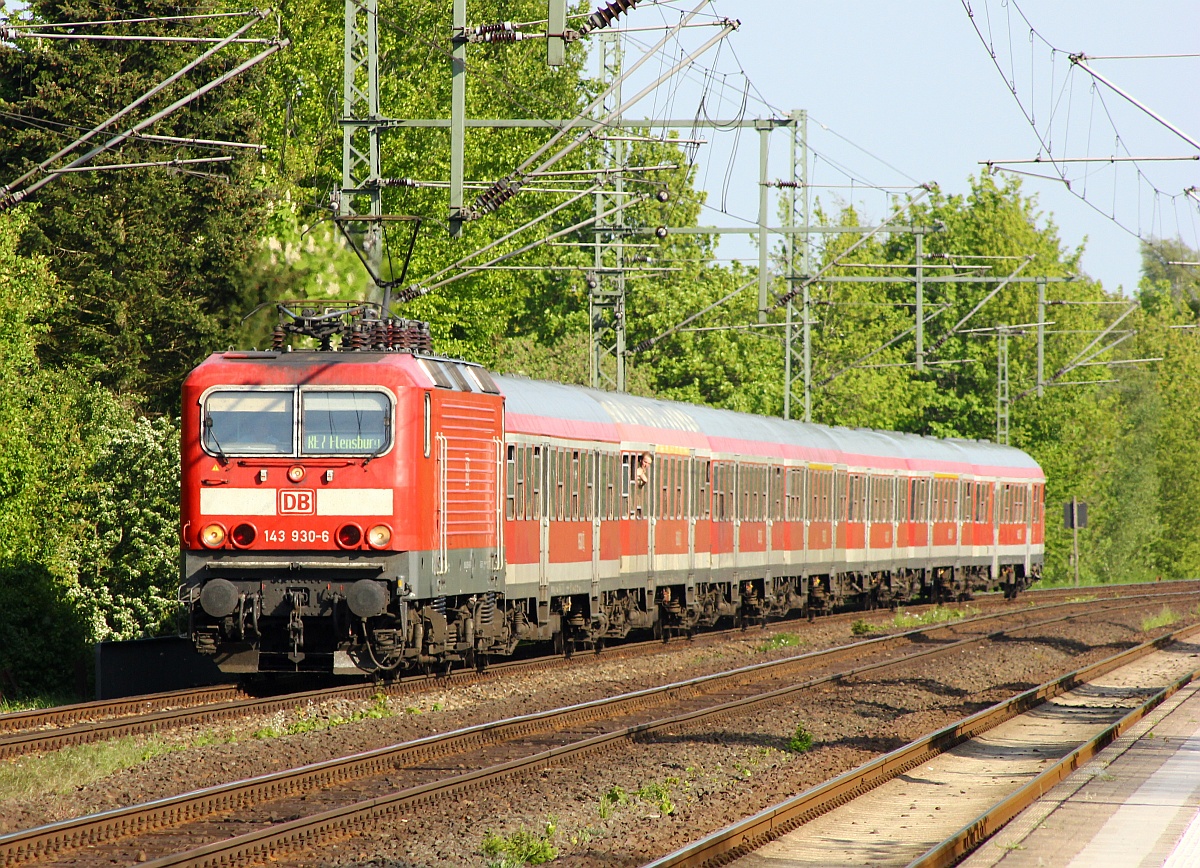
<box><xmin>279</xmin><ymin>489</ymin><xmax>315</xmax><ymax>515</ymax></box>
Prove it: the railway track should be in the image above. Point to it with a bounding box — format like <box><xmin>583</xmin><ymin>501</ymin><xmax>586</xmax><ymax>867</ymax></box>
<box><xmin>643</xmin><ymin>623</ymin><xmax>1200</xmax><ymax>868</ymax></box>
<box><xmin>2</xmin><ymin>581</ymin><xmax>1191</xmax><ymax>760</ymax></box>
<box><xmin>0</xmin><ymin>590</ymin><xmax>1186</xmax><ymax>868</ymax></box>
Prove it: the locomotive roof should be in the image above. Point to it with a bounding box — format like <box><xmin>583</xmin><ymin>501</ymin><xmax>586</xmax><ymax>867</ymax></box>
<box><xmin>494</xmin><ymin>374</ymin><xmax>1043</xmax><ymax>479</ymax></box>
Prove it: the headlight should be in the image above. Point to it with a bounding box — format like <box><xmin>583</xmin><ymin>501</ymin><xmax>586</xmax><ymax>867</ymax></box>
<box><xmin>287</xmin><ymin>465</ymin><xmax>306</xmax><ymax>483</ymax></box>
<box><xmin>336</xmin><ymin>523</ymin><xmax>363</xmax><ymax>549</ymax></box>
<box><xmin>200</xmin><ymin>523</ymin><xmax>227</xmax><ymax>548</ymax></box>
<box><xmin>367</xmin><ymin>524</ymin><xmax>392</xmax><ymax>549</ymax></box>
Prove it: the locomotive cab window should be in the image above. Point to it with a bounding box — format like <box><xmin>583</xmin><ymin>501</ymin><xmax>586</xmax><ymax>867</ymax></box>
<box><xmin>202</xmin><ymin>390</ymin><xmax>293</xmax><ymax>456</ymax></box>
<box><xmin>301</xmin><ymin>390</ymin><xmax>391</xmax><ymax>455</ymax></box>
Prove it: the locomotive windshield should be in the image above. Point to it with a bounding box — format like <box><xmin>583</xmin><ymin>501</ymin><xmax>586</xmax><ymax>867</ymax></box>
<box><xmin>301</xmin><ymin>390</ymin><xmax>391</xmax><ymax>455</ymax></box>
<box><xmin>202</xmin><ymin>391</ymin><xmax>293</xmax><ymax>455</ymax></box>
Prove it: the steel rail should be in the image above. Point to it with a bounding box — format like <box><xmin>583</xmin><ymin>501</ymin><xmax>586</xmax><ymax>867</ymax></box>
<box><xmin>2</xmin><ymin>581</ymin><xmax>1194</xmax><ymax>750</ymax></box>
<box><xmin>0</xmin><ymin>584</ymin><xmax>1189</xmax><ymax>754</ymax></box>
<box><xmin>2</xmin><ymin>594</ymin><xmax>1184</xmax><ymax>868</ymax></box>
<box><xmin>641</xmin><ymin>621</ymin><xmax>1200</xmax><ymax>868</ymax></box>
<box><xmin>0</xmin><ymin>685</ymin><xmax>244</xmax><ymax>735</ymax></box>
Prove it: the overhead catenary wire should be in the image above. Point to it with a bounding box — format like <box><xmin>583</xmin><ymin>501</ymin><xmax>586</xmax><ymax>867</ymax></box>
<box><xmin>472</xmin><ymin>5</ymin><xmax>736</xmax><ymax>218</ymax></box>
<box><xmin>398</xmin><ymin>191</ymin><xmax>647</xmax><ymax>302</ymax></box>
<box><xmin>960</xmin><ymin>0</ymin><xmax>1200</xmax><ymax>254</ymax></box>
<box><xmin>0</xmin><ymin>9</ymin><xmax>277</xmax><ymax>207</ymax></box>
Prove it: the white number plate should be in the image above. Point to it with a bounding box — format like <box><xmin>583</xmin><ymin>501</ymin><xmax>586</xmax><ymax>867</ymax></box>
<box><xmin>264</xmin><ymin>529</ymin><xmax>330</xmax><ymax>543</ymax></box>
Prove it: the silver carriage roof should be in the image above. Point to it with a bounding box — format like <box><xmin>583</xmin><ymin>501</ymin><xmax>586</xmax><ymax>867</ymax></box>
<box><xmin>492</xmin><ymin>374</ymin><xmax>1043</xmax><ymax>478</ymax></box>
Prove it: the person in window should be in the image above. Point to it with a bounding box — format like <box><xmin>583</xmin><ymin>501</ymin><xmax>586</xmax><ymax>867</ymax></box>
<box><xmin>635</xmin><ymin>452</ymin><xmax>652</xmax><ymax>487</ymax></box>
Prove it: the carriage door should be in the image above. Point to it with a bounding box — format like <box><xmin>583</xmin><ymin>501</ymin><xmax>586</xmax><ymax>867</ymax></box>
<box><xmin>536</xmin><ymin>446</ymin><xmax>549</xmax><ymax>609</ymax></box>
<box><xmin>590</xmin><ymin>451</ymin><xmax>601</xmax><ymax>609</ymax></box>
<box><xmin>955</xmin><ymin>478</ymin><xmax>966</xmax><ymax>564</ymax></box>
<box><xmin>991</xmin><ymin>480</ymin><xmax>1000</xmax><ymax>580</ymax></box>
<box><xmin>623</xmin><ymin>452</ymin><xmax>652</xmax><ymax>590</ymax></box>
<box><xmin>687</xmin><ymin>452</ymin><xmax>697</xmax><ymax>577</ymax></box>
<box><xmin>647</xmin><ymin>453</ymin><xmax>657</xmax><ymax>579</ymax></box>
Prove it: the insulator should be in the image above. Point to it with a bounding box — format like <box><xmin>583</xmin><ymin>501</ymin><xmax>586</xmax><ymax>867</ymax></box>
<box><xmin>479</xmin><ymin>30</ymin><xmax>523</xmax><ymax>43</ymax></box>
<box><xmin>419</xmin><ymin>321</ymin><xmax>433</xmax><ymax>353</ymax></box>
<box><xmin>271</xmin><ymin>325</ymin><xmax>285</xmax><ymax>351</ymax></box>
<box><xmin>372</xmin><ymin>320</ymin><xmax>386</xmax><ymax>350</ymax></box>
<box><xmin>349</xmin><ymin>324</ymin><xmax>364</xmax><ymax>351</ymax></box>
<box><xmin>467</xmin><ymin>22</ymin><xmax>525</xmax><ymax>42</ymax></box>
<box><xmin>467</xmin><ymin>22</ymin><xmax>519</xmax><ymax>42</ymax></box>
<box><xmin>379</xmin><ymin>177</ymin><xmax>420</xmax><ymax>188</ymax></box>
<box><xmin>580</xmin><ymin>0</ymin><xmax>639</xmax><ymax>35</ymax></box>
<box><xmin>474</xmin><ymin>178</ymin><xmax>521</xmax><ymax>215</ymax></box>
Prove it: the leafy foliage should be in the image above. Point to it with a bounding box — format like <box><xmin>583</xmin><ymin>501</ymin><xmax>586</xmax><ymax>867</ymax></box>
<box><xmin>786</xmin><ymin>724</ymin><xmax>814</xmax><ymax>754</ymax></box>
<box><xmin>63</xmin><ymin>416</ymin><xmax>181</xmax><ymax>642</ymax></box>
<box><xmin>481</xmin><ymin>821</ymin><xmax>558</xmax><ymax>866</ymax></box>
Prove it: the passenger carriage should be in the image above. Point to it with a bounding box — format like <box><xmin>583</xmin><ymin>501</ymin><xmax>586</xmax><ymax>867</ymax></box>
<box><xmin>180</xmin><ymin>323</ymin><xmax>1044</xmax><ymax>675</ymax></box>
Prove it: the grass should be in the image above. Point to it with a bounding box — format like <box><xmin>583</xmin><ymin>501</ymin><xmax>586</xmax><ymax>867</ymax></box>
<box><xmin>482</xmin><ymin>820</ymin><xmax>558</xmax><ymax>866</ymax></box>
<box><xmin>1141</xmin><ymin>606</ymin><xmax>1180</xmax><ymax>632</ymax></box>
<box><xmin>0</xmin><ymin>736</ymin><xmax>184</xmax><ymax>802</ymax></box>
<box><xmin>0</xmin><ymin>694</ymin><xmax>72</xmax><ymax>714</ymax></box>
<box><xmin>756</xmin><ymin>632</ymin><xmax>802</xmax><ymax>652</ymax></box>
<box><xmin>254</xmin><ymin>692</ymin><xmax>394</xmax><ymax>739</ymax></box>
<box><xmin>850</xmin><ymin>619</ymin><xmax>879</xmax><ymax>636</ymax></box>
<box><xmin>892</xmin><ymin>606</ymin><xmax>978</xmax><ymax>629</ymax></box>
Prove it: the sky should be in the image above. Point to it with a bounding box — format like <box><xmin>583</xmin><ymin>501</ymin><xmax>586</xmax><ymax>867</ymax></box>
<box><xmin>612</xmin><ymin>0</ymin><xmax>1200</xmax><ymax>294</ymax></box>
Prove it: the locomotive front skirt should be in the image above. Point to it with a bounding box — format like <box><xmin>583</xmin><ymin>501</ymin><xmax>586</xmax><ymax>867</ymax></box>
<box><xmin>179</xmin><ymin>350</ymin><xmax>1045</xmax><ymax>674</ymax></box>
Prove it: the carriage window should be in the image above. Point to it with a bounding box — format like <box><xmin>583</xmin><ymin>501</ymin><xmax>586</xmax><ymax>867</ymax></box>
<box><xmin>571</xmin><ymin>451</ymin><xmax>581</xmax><ymax>520</ymax></box>
<box><xmin>506</xmin><ymin>444</ymin><xmax>516</xmax><ymax>520</ymax></box>
<box><xmin>301</xmin><ymin>390</ymin><xmax>391</xmax><ymax>455</ymax></box>
<box><xmin>203</xmin><ymin>390</ymin><xmax>293</xmax><ymax>456</ymax></box>
<box><xmin>532</xmin><ymin>446</ymin><xmax>543</xmax><ymax>520</ymax></box>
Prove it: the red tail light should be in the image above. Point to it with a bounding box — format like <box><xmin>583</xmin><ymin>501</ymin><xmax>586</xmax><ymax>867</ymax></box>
<box><xmin>336</xmin><ymin>523</ymin><xmax>363</xmax><ymax>549</ymax></box>
<box><xmin>230</xmin><ymin>523</ymin><xmax>257</xmax><ymax>548</ymax></box>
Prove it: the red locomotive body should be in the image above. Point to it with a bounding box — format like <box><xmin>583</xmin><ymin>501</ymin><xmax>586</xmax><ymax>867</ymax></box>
<box><xmin>179</xmin><ymin>308</ymin><xmax>1045</xmax><ymax>675</ymax></box>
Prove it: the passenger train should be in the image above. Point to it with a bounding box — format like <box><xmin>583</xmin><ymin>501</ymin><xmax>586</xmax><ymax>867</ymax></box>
<box><xmin>179</xmin><ymin>306</ymin><xmax>1045</xmax><ymax>674</ymax></box>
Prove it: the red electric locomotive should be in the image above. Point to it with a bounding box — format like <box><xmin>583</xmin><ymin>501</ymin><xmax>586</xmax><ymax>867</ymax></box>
<box><xmin>179</xmin><ymin>304</ymin><xmax>1045</xmax><ymax>675</ymax></box>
